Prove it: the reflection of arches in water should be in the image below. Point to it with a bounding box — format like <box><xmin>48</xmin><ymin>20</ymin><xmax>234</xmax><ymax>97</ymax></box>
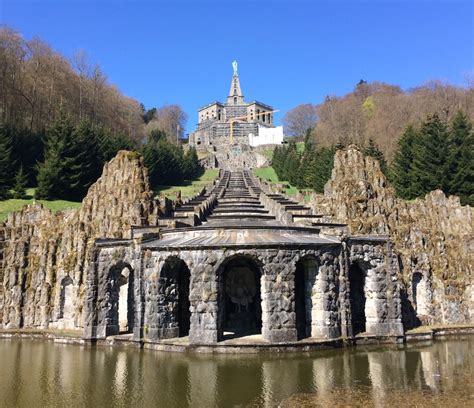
<box><xmin>218</xmin><ymin>255</ymin><xmax>262</xmax><ymax>339</ymax></box>
<box><xmin>108</xmin><ymin>263</ymin><xmax>134</xmax><ymax>335</ymax></box>
<box><xmin>349</xmin><ymin>263</ymin><xmax>366</xmax><ymax>335</ymax></box>
<box><xmin>295</xmin><ymin>257</ymin><xmax>318</xmax><ymax>340</ymax></box>
<box><xmin>412</xmin><ymin>272</ymin><xmax>429</xmax><ymax>316</ymax></box>
<box><xmin>160</xmin><ymin>257</ymin><xmax>191</xmax><ymax>337</ymax></box>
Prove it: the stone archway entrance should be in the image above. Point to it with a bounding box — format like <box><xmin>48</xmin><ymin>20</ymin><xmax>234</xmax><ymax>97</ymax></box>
<box><xmin>118</xmin><ymin>267</ymin><xmax>132</xmax><ymax>333</ymax></box>
<box><xmin>159</xmin><ymin>257</ymin><xmax>191</xmax><ymax>338</ymax></box>
<box><xmin>295</xmin><ymin>258</ymin><xmax>319</xmax><ymax>340</ymax></box>
<box><xmin>218</xmin><ymin>256</ymin><xmax>262</xmax><ymax>339</ymax></box>
<box><xmin>349</xmin><ymin>263</ymin><xmax>366</xmax><ymax>336</ymax></box>
<box><xmin>58</xmin><ymin>276</ymin><xmax>75</xmax><ymax>329</ymax></box>
<box><xmin>107</xmin><ymin>263</ymin><xmax>134</xmax><ymax>336</ymax></box>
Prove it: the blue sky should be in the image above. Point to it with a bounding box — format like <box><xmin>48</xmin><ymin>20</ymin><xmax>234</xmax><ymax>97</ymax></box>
<box><xmin>1</xmin><ymin>0</ymin><xmax>473</xmax><ymax>134</ymax></box>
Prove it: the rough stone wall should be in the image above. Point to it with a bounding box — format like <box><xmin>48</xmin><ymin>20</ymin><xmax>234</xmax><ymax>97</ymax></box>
<box><xmin>84</xmin><ymin>242</ymin><xmax>403</xmax><ymax>343</ymax></box>
<box><xmin>0</xmin><ymin>151</ymin><xmax>160</xmax><ymax>330</ymax></box>
<box><xmin>310</xmin><ymin>146</ymin><xmax>474</xmax><ymax>326</ymax></box>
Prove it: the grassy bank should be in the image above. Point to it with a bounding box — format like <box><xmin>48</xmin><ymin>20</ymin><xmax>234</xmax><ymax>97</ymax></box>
<box><xmin>154</xmin><ymin>168</ymin><xmax>219</xmax><ymax>199</ymax></box>
<box><xmin>253</xmin><ymin>166</ymin><xmax>300</xmax><ymax>196</ymax></box>
<box><xmin>0</xmin><ymin>189</ymin><xmax>82</xmax><ymax>222</ymax></box>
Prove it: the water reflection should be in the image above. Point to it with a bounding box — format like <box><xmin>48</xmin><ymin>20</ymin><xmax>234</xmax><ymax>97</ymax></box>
<box><xmin>0</xmin><ymin>337</ymin><xmax>472</xmax><ymax>407</ymax></box>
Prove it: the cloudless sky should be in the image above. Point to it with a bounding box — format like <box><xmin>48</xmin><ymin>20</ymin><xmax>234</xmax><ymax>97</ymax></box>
<box><xmin>1</xmin><ymin>0</ymin><xmax>473</xmax><ymax>134</ymax></box>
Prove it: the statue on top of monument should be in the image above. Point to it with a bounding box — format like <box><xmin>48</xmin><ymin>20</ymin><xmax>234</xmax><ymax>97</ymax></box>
<box><xmin>232</xmin><ymin>60</ymin><xmax>238</xmax><ymax>75</ymax></box>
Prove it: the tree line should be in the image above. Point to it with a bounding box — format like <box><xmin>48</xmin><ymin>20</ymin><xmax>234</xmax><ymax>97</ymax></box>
<box><xmin>273</xmin><ymin>111</ymin><xmax>473</xmax><ymax>206</ymax></box>
<box><xmin>0</xmin><ymin>114</ymin><xmax>201</xmax><ymax>201</ymax></box>
<box><xmin>0</xmin><ymin>27</ymin><xmax>144</xmax><ymax>139</ymax></box>
<box><xmin>0</xmin><ymin>26</ymin><xmax>196</xmax><ymax>202</ymax></box>
<box><xmin>284</xmin><ymin>80</ymin><xmax>473</xmax><ymax>161</ymax></box>
<box><xmin>390</xmin><ymin>111</ymin><xmax>473</xmax><ymax>206</ymax></box>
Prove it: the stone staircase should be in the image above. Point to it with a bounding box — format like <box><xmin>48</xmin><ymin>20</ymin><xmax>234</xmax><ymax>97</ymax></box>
<box><xmin>207</xmin><ymin>171</ymin><xmax>276</xmax><ymax>223</ymax></box>
<box><xmin>150</xmin><ymin>169</ymin><xmax>347</xmax><ymax>235</ymax></box>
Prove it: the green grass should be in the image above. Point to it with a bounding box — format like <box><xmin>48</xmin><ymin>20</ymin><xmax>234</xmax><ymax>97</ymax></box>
<box><xmin>296</xmin><ymin>142</ymin><xmax>305</xmax><ymax>154</ymax></box>
<box><xmin>154</xmin><ymin>169</ymin><xmax>219</xmax><ymax>199</ymax></box>
<box><xmin>253</xmin><ymin>166</ymin><xmax>305</xmax><ymax>196</ymax></box>
<box><xmin>0</xmin><ymin>188</ymin><xmax>82</xmax><ymax>222</ymax></box>
<box><xmin>254</xmin><ymin>166</ymin><xmax>279</xmax><ymax>183</ymax></box>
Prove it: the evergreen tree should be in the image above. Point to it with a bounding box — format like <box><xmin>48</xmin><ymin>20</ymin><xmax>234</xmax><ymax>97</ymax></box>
<box><xmin>98</xmin><ymin>128</ymin><xmax>136</xmax><ymax>162</ymax></box>
<box><xmin>11</xmin><ymin>127</ymin><xmax>44</xmax><ymax>186</ymax></box>
<box><xmin>183</xmin><ymin>146</ymin><xmax>201</xmax><ymax>179</ymax></box>
<box><xmin>282</xmin><ymin>144</ymin><xmax>299</xmax><ymax>183</ymax></box>
<box><xmin>0</xmin><ymin>126</ymin><xmax>13</xmax><ymax>199</ymax></box>
<box><xmin>364</xmin><ymin>138</ymin><xmax>387</xmax><ymax>174</ymax></box>
<box><xmin>311</xmin><ymin>146</ymin><xmax>336</xmax><ymax>193</ymax></box>
<box><xmin>12</xmin><ymin>165</ymin><xmax>28</xmax><ymax>199</ymax></box>
<box><xmin>390</xmin><ymin>125</ymin><xmax>418</xmax><ymax>199</ymax></box>
<box><xmin>35</xmin><ymin>112</ymin><xmax>74</xmax><ymax>200</ymax></box>
<box><xmin>63</xmin><ymin>120</ymin><xmax>102</xmax><ymax>201</ymax></box>
<box><xmin>447</xmin><ymin>111</ymin><xmax>474</xmax><ymax>205</ymax></box>
<box><xmin>142</xmin><ymin>138</ymin><xmax>186</xmax><ymax>187</ymax></box>
<box><xmin>411</xmin><ymin>113</ymin><xmax>450</xmax><ymax>196</ymax></box>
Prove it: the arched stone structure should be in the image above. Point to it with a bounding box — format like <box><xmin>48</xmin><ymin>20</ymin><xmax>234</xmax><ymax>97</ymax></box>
<box><xmin>83</xmin><ymin>230</ymin><xmax>404</xmax><ymax>345</ymax></box>
<box><xmin>412</xmin><ymin>272</ymin><xmax>431</xmax><ymax>318</ymax></box>
<box><xmin>58</xmin><ymin>276</ymin><xmax>75</xmax><ymax>329</ymax></box>
<box><xmin>106</xmin><ymin>262</ymin><xmax>134</xmax><ymax>336</ymax></box>
<box><xmin>294</xmin><ymin>255</ymin><xmax>340</xmax><ymax>339</ymax></box>
<box><xmin>348</xmin><ymin>262</ymin><xmax>367</xmax><ymax>335</ymax></box>
<box><xmin>217</xmin><ymin>254</ymin><xmax>263</xmax><ymax>340</ymax></box>
<box><xmin>144</xmin><ymin>256</ymin><xmax>191</xmax><ymax>341</ymax></box>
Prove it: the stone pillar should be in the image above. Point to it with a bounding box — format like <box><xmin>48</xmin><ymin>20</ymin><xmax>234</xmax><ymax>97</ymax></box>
<box><xmin>261</xmin><ymin>252</ymin><xmax>297</xmax><ymax>343</ymax></box>
<box><xmin>132</xmin><ymin>248</ymin><xmax>145</xmax><ymax>341</ymax></box>
<box><xmin>189</xmin><ymin>254</ymin><xmax>219</xmax><ymax>345</ymax></box>
<box><xmin>311</xmin><ymin>251</ymin><xmax>341</xmax><ymax>339</ymax></box>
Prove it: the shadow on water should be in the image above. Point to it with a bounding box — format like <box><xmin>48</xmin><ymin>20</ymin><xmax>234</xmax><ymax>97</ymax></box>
<box><xmin>0</xmin><ymin>336</ymin><xmax>473</xmax><ymax>407</ymax></box>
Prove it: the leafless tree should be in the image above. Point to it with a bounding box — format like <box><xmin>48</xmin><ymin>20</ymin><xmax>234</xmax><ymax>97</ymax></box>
<box><xmin>145</xmin><ymin>104</ymin><xmax>188</xmax><ymax>143</ymax></box>
<box><xmin>282</xmin><ymin>103</ymin><xmax>318</xmax><ymax>138</ymax></box>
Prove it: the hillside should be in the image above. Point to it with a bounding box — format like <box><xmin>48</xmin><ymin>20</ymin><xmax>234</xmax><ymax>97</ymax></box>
<box><xmin>311</xmin><ymin>80</ymin><xmax>474</xmax><ymax>160</ymax></box>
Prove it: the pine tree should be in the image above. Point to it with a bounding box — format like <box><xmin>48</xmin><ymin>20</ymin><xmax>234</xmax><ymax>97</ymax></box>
<box><xmin>12</xmin><ymin>165</ymin><xmax>28</xmax><ymax>199</ymax></box>
<box><xmin>63</xmin><ymin>120</ymin><xmax>102</xmax><ymax>201</ymax></box>
<box><xmin>183</xmin><ymin>146</ymin><xmax>201</xmax><ymax>179</ymax></box>
<box><xmin>390</xmin><ymin>125</ymin><xmax>418</xmax><ymax>199</ymax></box>
<box><xmin>411</xmin><ymin>113</ymin><xmax>450</xmax><ymax>196</ymax></box>
<box><xmin>311</xmin><ymin>146</ymin><xmax>335</xmax><ymax>193</ymax></box>
<box><xmin>0</xmin><ymin>126</ymin><xmax>13</xmax><ymax>199</ymax></box>
<box><xmin>364</xmin><ymin>138</ymin><xmax>387</xmax><ymax>174</ymax></box>
<box><xmin>447</xmin><ymin>111</ymin><xmax>474</xmax><ymax>205</ymax></box>
<box><xmin>35</xmin><ymin>112</ymin><xmax>74</xmax><ymax>200</ymax></box>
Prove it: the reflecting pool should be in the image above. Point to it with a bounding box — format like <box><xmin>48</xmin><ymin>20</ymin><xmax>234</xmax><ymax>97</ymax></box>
<box><xmin>0</xmin><ymin>337</ymin><xmax>472</xmax><ymax>407</ymax></box>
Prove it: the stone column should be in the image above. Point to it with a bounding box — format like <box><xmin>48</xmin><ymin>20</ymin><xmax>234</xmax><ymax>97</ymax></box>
<box><xmin>261</xmin><ymin>251</ymin><xmax>297</xmax><ymax>343</ymax></box>
<box><xmin>189</xmin><ymin>251</ymin><xmax>219</xmax><ymax>345</ymax></box>
<box><xmin>311</xmin><ymin>251</ymin><xmax>341</xmax><ymax>339</ymax></box>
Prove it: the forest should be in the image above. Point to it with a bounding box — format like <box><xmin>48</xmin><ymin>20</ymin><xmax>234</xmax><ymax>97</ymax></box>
<box><xmin>274</xmin><ymin>111</ymin><xmax>473</xmax><ymax>206</ymax></box>
<box><xmin>0</xmin><ymin>27</ymin><xmax>196</xmax><ymax>203</ymax></box>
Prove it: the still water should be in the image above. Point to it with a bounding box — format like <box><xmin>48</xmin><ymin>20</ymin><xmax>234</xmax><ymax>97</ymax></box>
<box><xmin>0</xmin><ymin>337</ymin><xmax>472</xmax><ymax>407</ymax></box>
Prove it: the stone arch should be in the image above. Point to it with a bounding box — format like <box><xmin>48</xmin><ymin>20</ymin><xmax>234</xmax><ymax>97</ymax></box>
<box><xmin>412</xmin><ymin>272</ymin><xmax>430</xmax><ymax>317</ymax></box>
<box><xmin>59</xmin><ymin>276</ymin><xmax>75</xmax><ymax>328</ymax></box>
<box><xmin>155</xmin><ymin>256</ymin><xmax>191</xmax><ymax>338</ymax></box>
<box><xmin>348</xmin><ymin>262</ymin><xmax>367</xmax><ymax>336</ymax></box>
<box><xmin>107</xmin><ymin>262</ymin><xmax>134</xmax><ymax>335</ymax></box>
<box><xmin>294</xmin><ymin>256</ymin><xmax>319</xmax><ymax>339</ymax></box>
<box><xmin>217</xmin><ymin>254</ymin><xmax>263</xmax><ymax>340</ymax></box>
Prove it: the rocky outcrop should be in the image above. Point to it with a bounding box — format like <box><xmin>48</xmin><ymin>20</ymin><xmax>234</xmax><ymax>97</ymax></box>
<box><xmin>310</xmin><ymin>146</ymin><xmax>474</xmax><ymax>326</ymax></box>
<box><xmin>0</xmin><ymin>151</ymin><xmax>160</xmax><ymax>330</ymax></box>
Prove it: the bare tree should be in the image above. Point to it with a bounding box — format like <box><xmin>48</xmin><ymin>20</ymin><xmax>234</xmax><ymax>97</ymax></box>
<box><xmin>145</xmin><ymin>104</ymin><xmax>187</xmax><ymax>143</ymax></box>
<box><xmin>0</xmin><ymin>26</ymin><xmax>145</xmax><ymax>138</ymax></box>
<box><xmin>282</xmin><ymin>103</ymin><xmax>318</xmax><ymax>138</ymax></box>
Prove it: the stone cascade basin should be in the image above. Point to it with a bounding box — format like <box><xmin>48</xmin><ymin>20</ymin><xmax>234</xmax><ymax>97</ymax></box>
<box><xmin>84</xmin><ymin>167</ymin><xmax>405</xmax><ymax>350</ymax></box>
